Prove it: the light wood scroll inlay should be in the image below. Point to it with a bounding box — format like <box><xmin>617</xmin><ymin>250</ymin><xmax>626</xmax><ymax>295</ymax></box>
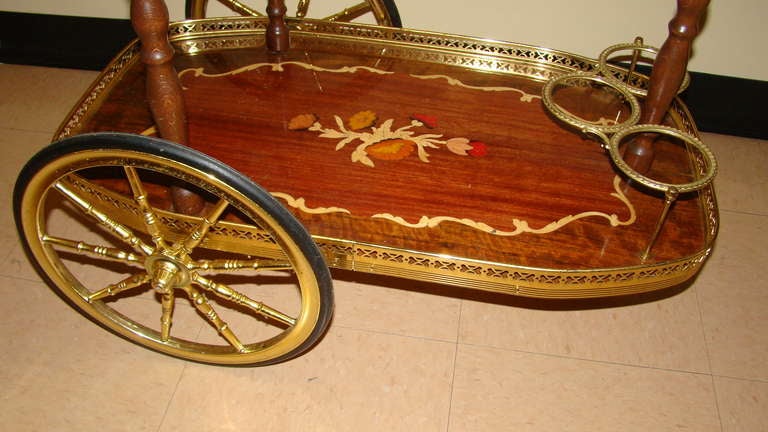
<box><xmin>176</xmin><ymin>61</ymin><xmax>638</xmax><ymax>238</ymax></box>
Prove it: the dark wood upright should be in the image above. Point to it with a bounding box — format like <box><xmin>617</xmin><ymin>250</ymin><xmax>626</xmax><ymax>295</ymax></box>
<box><xmin>266</xmin><ymin>0</ymin><xmax>290</xmax><ymax>52</ymax></box>
<box><xmin>624</xmin><ymin>0</ymin><xmax>709</xmax><ymax>173</ymax></box>
<box><xmin>132</xmin><ymin>0</ymin><xmax>204</xmax><ymax>214</ymax></box>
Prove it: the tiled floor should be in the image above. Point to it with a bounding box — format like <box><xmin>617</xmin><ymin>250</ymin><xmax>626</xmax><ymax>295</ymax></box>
<box><xmin>1</xmin><ymin>63</ymin><xmax>766</xmax><ymax>431</ymax></box>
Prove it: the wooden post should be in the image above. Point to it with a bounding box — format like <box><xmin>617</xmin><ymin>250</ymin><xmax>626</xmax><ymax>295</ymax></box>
<box><xmin>623</xmin><ymin>0</ymin><xmax>709</xmax><ymax>174</ymax></box>
<box><xmin>131</xmin><ymin>0</ymin><xmax>204</xmax><ymax>215</ymax></box>
<box><xmin>266</xmin><ymin>0</ymin><xmax>290</xmax><ymax>52</ymax></box>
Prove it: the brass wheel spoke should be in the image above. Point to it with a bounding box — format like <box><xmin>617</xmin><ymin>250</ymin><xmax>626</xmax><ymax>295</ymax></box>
<box><xmin>191</xmin><ymin>258</ymin><xmax>292</xmax><ymax>272</ymax></box>
<box><xmin>124</xmin><ymin>166</ymin><xmax>169</xmax><ymax>250</ymax></box>
<box><xmin>54</xmin><ymin>180</ymin><xmax>154</xmax><ymax>256</ymax></box>
<box><xmin>160</xmin><ymin>291</ymin><xmax>175</xmax><ymax>341</ymax></box>
<box><xmin>296</xmin><ymin>0</ymin><xmax>310</xmax><ymax>18</ymax></box>
<box><xmin>191</xmin><ymin>273</ymin><xmax>296</xmax><ymax>326</ymax></box>
<box><xmin>42</xmin><ymin>234</ymin><xmax>142</xmax><ymax>266</ymax></box>
<box><xmin>181</xmin><ymin>285</ymin><xmax>246</xmax><ymax>352</ymax></box>
<box><xmin>219</xmin><ymin>0</ymin><xmax>263</xmax><ymax>16</ymax></box>
<box><xmin>323</xmin><ymin>2</ymin><xmax>371</xmax><ymax>22</ymax></box>
<box><xmin>173</xmin><ymin>198</ymin><xmax>229</xmax><ymax>255</ymax></box>
<box><xmin>87</xmin><ymin>272</ymin><xmax>151</xmax><ymax>302</ymax></box>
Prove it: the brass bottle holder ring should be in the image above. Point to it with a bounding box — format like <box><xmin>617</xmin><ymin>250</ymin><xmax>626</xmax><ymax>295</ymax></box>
<box><xmin>603</xmin><ymin>124</ymin><xmax>717</xmax><ymax>195</ymax></box>
<box><xmin>541</xmin><ymin>73</ymin><xmax>642</xmax><ymax>134</ymax></box>
<box><xmin>601</xmin><ymin>124</ymin><xmax>718</xmax><ymax>259</ymax></box>
<box><xmin>597</xmin><ymin>40</ymin><xmax>691</xmax><ymax>97</ymax></box>
<box><xmin>541</xmin><ymin>41</ymin><xmax>717</xmax><ymax>260</ymax></box>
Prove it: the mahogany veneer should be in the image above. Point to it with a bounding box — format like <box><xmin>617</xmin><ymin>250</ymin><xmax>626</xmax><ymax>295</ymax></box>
<box><xmin>57</xmin><ymin>12</ymin><xmax>717</xmax><ymax>297</ymax></box>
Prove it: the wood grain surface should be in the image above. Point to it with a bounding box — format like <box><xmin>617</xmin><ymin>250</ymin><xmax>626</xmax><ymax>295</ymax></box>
<box><xmin>78</xmin><ymin>35</ymin><xmax>713</xmax><ymax>272</ymax></box>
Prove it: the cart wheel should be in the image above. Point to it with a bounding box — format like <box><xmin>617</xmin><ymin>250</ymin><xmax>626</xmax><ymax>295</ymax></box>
<box><xmin>186</xmin><ymin>0</ymin><xmax>402</xmax><ymax>27</ymax></box>
<box><xmin>14</xmin><ymin>133</ymin><xmax>333</xmax><ymax>365</ymax></box>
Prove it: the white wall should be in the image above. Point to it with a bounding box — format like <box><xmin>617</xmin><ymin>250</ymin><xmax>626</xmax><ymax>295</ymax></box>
<box><xmin>1</xmin><ymin>0</ymin><xmax>765</xmax><ymax>81</ymax></box>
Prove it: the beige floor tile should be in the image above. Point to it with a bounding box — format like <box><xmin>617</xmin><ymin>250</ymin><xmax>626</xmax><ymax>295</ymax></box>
<box><xmin>159</xmin><ymin>327</ymin><xmax>455</xmax><ymax>432</ymax></box>
<box><xmin>715</xmin><ymin>376</ymin><xmax>768</xmax><ymax>432</ymax></box>
<box><xmin>697</xmin><ymin>210</ymin><xmax>768</xmax><ymax>381</ymax></box>
<box><xmin>449</xmin><ymin>345</ymin><xmax>720</xmax><ymax>432</ymax></box>
<box><xmin>458</xmin><ymin>285</ymin><xmax>709</xmax><ymax>372</ymax></box>
<box><xmin>0</xmin><ymin>65</ymin><xmax>98</xmax><ymax>133</ymax></box>
<box><xmin>331</xmin><ymin>270</ymin><xmax>462</xmax><ymax>341</ymax></box>
<box><xmin>3</xmin><ymin>63</ymin><xmax>767</xmax><ymax>432</ymax></box>
<box><xmin>0</xmin><ymin>243</ymin><xmax>42</xmax><ymax>282</ymax></box>
<box><xmin>0</xmin><ymin>276</ymin><xmax>187</xmax><ymax>432</ymax></box>
<box><xmin>703</xmin><ymin>132</ymin><xmax>768</xmax><ymax>216</ymax></box>
<box><xmin>0</xmin><ymin>128</ymin><xmax>52</xmax><ymax>183</ymax></box>
<box><xmin>0</xmin><ymin>128</ymin><xmax>53</xmax><ymax>237</ymax></box>
<box><xmin>0</xmin><ymin>128</ymin><xmax>55</xmax><ymax>278</ymax></box>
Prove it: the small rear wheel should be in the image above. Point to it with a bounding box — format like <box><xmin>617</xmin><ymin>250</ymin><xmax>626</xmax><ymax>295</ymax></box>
<box><xmin>186</xmin><ymin>0</ymin><xmax>402</xmax><ymax>27</ymax></box>
<box><xmin>14</xmin><ymin>133</ymin><xmax>333</xmax><ymax>365</ymax></box>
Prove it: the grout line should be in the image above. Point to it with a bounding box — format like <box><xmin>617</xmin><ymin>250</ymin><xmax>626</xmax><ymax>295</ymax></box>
<box><xmin>331</xmin><ymin>323</ymin><xmax>458</xmax><ymax>345</ymax></box>
<box><xmin>156</xmin><ymin>361</ymin><xmax>191</xmax><ymax>432</ymax></box>
<box><xmin>710</xmin><ymin>374</ymin><xmax>725</xmax><ymax>432</ymax></box>
<box><xmin>719</xmin><ymin>208</ymin><xmax>768</xmax><ymax>218</ymax></box>
<box><xmin>330</xmin><ymin>319</ymin><xmax>739</xmax><ymax>380</ymax></box>
<box><xmin>0</xmin><ymin>274</ymin><xmax>50</xmax><ymax>284</ymax></box>
<box><xmin>0</xmin><ymin>126</ymin><xmax>58</xmax><ymax>135</ymax></box>
<box><xmin>445</xmin><ymin>300</ymin><xmax>463</xmax><ymax>432</ymax></box>
<box><xmin>711</xmin><ymin>373</ymin><xmax>768</xmax><ymax>385</ymax></box>
<box><xmin>156</xmin><ymin>324</ymin><xmax>207</xmax><ymax>432</ymax></box>
<box><xmin>455</xmin><ymin>339</ymin><xmax>717</xmax><ymax>378</ymax></box>
<box><xmin>691</xmin><ymin>282</ymin><xmax>725</xmax><ymax>431</ymax></box>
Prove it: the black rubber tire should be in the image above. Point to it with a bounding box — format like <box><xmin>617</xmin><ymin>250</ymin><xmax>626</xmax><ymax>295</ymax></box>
<box><xmin>14</xmin><ymin>132</ymin><xmax>334</xmax><ymax>365</ymax></box>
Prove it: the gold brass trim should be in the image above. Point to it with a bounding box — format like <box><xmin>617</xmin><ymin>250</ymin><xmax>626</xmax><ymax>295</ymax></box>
<box><xmin>52</xmin><ymin>17</ymin><xmax>719</xmax><ymax>297</ymax></box>
<box><xmin>62</xmin><ymin>171</ymin><xmax>708</xmax><ymax>299</ymax></box>
<box><xmin>313</xmin><ymin>236</ymin><xmax>712</xmax><ymax>298</ymax></box>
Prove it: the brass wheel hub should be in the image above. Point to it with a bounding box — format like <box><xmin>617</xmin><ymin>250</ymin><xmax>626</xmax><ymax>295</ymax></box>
<box><xmin>145</xmin><ymin>253</ymin><xmax>191</xmax><ymax>294</ymax></box>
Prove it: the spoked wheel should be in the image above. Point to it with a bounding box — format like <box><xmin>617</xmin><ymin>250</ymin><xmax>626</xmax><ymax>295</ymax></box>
<box><xmin>14</xmin><ymin>133</ymin><xmax>333</xmax><ymax>365</ymax></box>
<box><xmin>186</xmin><ymin>0</ymin><xmax>402</xmax><ymax>27</ymax></box>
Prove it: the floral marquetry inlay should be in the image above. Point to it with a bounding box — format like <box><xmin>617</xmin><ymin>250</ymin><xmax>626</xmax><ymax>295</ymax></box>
<box><xmin>175</xmin><ymin>60</ymin><xmax>640</xmax><ymax>238</ymax></box>
<box><xmin>292</xmin><ymin>111</ymin><xmax>488</xmax><ymax>167</ymax></box>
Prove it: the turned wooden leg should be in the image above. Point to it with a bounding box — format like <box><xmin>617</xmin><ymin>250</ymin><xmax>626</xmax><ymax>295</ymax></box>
<box><xmin>266</xmin><ymin>0</ymin><xmax>290</xmax><ymax>52</ymax></box>
<box><xmin>131</xmin><ymin>0</ymin><xmax>205</xmax><ymax>215</ymax></box>
<box><xmin>623</xmin><ymin>0</ymin><xmax>709</xmax><ymax>174</ymax></box>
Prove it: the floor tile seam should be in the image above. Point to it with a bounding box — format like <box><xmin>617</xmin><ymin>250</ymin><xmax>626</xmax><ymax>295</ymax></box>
<box><xmin>0</xmin><ymin>126</ymin><xmax>55</xmax><ymax>136</ymax></box>
<box><xmin>691</xmin><ymin>283</ymin><xmax>716</xmax><ymax>376</ymax></box>
<box><xmin>693</xmin><ymin>283</ymin><xmax>725</xmax><ymax>430</ymax></box>
<box><xmin>445</xmin><ymin>300</ymin><xmax>463</xmax><ymax>432</ymax></box>
<box><xmin>709</xmin><ymin>374</ymin><xmax>726</xmax><ymax>432</ymax></box>
<box><xmin>0</xmin><ymin>273</ymin><xmax>46</xmax><ymax>286</ymax></box>
<box><xmin>155</xmin><ymin>361</ymin><xmax>191</xmax><ymax>432</ymax></box>
<box><xmin>0</xmin><ymin>248</ymin><xmax>14</xmax><ymax>269</ymax></box>
<box><xmin>711</xmin><ymin>373</ymin><xmax>768</xmax><ymax>384</ymax></box>
<box><xmin>719</xmin><ymin>208</ymin><xmax>768</xmax><ymax>218</ymax></box>
<box><xmin>0</xmin><ymin>274</ymin><xmax>47</xmax><ymax>285</ymax></box>
<box><xmin>454</xmin><ymin>340</ymin><xmax>715</xmax><ymax>377</ymax></box>
<box><xmin>331</xmin><ymin>323</ymin><xmax>459</xmax><ymax>346</ymax></box>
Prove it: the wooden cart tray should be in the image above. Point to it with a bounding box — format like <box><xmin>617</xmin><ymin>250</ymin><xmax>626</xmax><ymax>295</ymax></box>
<box><xmin>56</xmin><ymin>17</ymin><xmax>718</xmax><ymax>298</ymax></box>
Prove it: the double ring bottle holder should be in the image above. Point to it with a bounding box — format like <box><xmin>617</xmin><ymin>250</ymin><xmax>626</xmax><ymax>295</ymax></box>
<box><xmin>541</xmin><ymin>38</ymin><xmax>717</xmax><ymax>260</ymax></box>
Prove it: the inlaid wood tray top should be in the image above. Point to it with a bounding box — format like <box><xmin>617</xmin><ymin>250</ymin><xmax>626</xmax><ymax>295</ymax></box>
<box><xmin>58</xmin><ymin>17</ymin><xmax>718</xmax><ymax>298</ymax></box>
